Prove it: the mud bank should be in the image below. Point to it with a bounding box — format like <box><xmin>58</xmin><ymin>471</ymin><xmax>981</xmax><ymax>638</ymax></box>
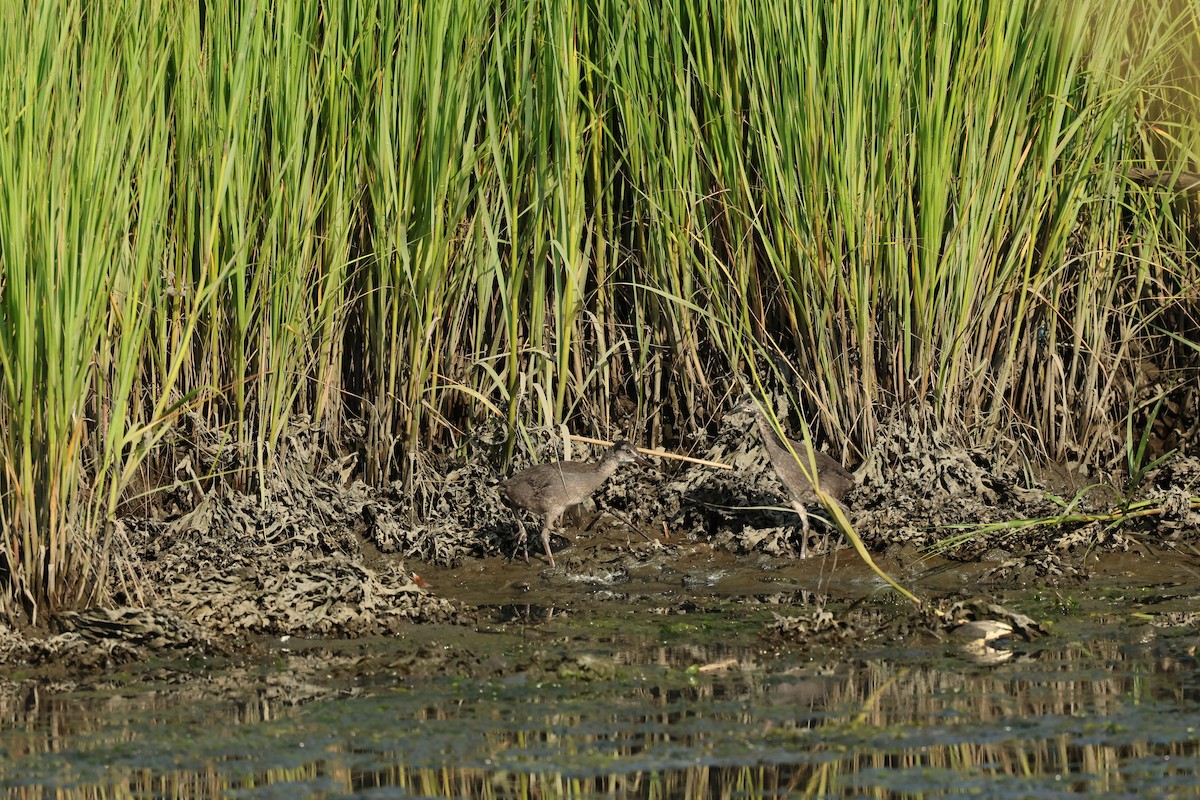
<box><xmin>1</xmin><ymin>406</ymin><xmax>1197</xmax><ymax>688</ymax></box>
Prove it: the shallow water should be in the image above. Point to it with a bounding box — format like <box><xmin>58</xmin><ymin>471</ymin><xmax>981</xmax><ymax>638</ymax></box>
<box><xmin>2</xmin><ymin>546</ymin><xmax>1199</xmax><ymax>799</ymax></box>
<box><xmin>2</xmin><ymin>534</ymin><xmax>1200</xmax><ymax>796</ymax></box>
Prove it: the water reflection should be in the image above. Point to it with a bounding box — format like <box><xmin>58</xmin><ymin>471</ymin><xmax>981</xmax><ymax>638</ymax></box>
<box><xmin>0</xmin><ymin>631</ymin><xmax>1197</xmax><ymax>798</ymax></box>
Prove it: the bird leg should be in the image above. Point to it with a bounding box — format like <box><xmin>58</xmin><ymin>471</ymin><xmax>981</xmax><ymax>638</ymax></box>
<box><xmin>540</xmin><ymin>524</ymin><xmax>555</xmax><ymax>568</ymax></box>
<box><xmin>791</xmin><ymin>501</ymin><xmax>811</xmax><ymax>559</ymax></box>
<box><xmin>541</xmin><ymin>510</ymin><xmax>564</xmax><ymax>568</ymax></box>
<box><xmin>510</xmin><ymin>516</ymin><xmax>531</xmax><ymax>564</ymax></box>
<box><xmin>793</xmin><ymin>498</ymin><xmax>850</xmax><ymax>558</ymax></box>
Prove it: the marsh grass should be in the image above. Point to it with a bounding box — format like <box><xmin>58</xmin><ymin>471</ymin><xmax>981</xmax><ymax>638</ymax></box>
<box><xmin>0</xmin><ymin>0</ymin><xmax>1197</xmax><ymax>619</ymax></box>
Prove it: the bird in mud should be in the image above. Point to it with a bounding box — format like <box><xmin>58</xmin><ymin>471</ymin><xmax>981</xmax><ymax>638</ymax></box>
<box><xmin>733</xmin><ymin>395</ymin><xmax>855</xmax><ymax>558</ymax></box>
<box><xmin>500</xmin><ymin>439</ymin><xmax>649</xmax><ymax>568</ymax></box>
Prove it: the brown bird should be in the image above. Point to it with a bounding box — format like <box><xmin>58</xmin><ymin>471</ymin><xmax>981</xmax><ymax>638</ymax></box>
<box><xmin>500</xmin><ymin>440</ymin><xmax>648</xmax><ymax>567</ymax></box>
<box><xmin>734</xmin><ymin>396</ymin><xmax>855</xmax><ymax>558</ymax></box>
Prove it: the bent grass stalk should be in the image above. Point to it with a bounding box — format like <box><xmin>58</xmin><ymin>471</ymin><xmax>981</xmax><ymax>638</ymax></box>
<box><xmin>741</xmin><ymin>376</ymin><xmax>923</xmax><ymax>607</ymax></box>
<box><xmin>931</xmin><ymin>495</ymin><xmax>1200</xmax><ymax>555</ymax></box>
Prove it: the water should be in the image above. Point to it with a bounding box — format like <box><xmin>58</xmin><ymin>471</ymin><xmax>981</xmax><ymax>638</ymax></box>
<box><xmin>0</xmin><ymin>598</ymin><xmax>1197</xmax><ymax>799</ymax></box>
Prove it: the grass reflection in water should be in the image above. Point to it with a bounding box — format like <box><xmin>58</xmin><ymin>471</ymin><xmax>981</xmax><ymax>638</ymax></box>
<box><xmin>0</xmin><ymin>630</ymin><xmax>1197</xmax><ymax>798</ymax></box>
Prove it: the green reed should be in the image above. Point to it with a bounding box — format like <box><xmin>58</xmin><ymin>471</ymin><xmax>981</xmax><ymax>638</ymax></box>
<box><xmin>0</xmin><ymin>1</ymin><xmax>178</xmax><ymax>620</ymax></box>
<box><xmin>0</xmin><ymin>0</ymin><xmax>1195</xmax><ymax>619</ymax></box>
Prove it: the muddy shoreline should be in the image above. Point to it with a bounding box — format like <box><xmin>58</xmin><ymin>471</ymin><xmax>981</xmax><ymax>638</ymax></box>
<box><xmin>2</xmin><ymin>407</ymin><xmax>1198</xmax><ymax>691</ymax></box>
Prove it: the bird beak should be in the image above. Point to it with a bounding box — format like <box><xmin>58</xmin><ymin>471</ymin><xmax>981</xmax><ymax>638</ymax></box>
<box><xmin>631</xmin><ymin>448</ymin><xmax>653</xmax><ymax>467</ymax></box>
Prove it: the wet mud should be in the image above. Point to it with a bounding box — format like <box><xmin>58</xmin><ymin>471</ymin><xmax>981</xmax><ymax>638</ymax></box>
<box><xmin>1</xmin><ymin>404</ymin><xmax>1198</xmax><ymax>692</ymax></box>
